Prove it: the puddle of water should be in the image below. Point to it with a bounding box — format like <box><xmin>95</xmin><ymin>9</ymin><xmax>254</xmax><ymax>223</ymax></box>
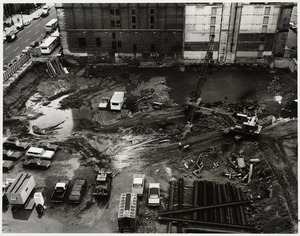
<box><xmin>126</xmin><ymin>67</ymin><xmax>274</xmax><ymax>104</ymax></box>
<box><xmin>26</xmin><ymin>93</ymin><xmax>74</xmax><ymax>140</ymax></box>
<box><xmin>64</xmin><ymin>157</ymin><xmax>80</xmax><ymax>179</ymax></box>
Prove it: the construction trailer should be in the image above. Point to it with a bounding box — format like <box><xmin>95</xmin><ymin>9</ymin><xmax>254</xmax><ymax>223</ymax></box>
<box><xmin>6</xmin><ymin>173</ymin><xmax>35</xmax><ymax>207</ymax></box>
<box><xmin>110</xmin><ymin>91</ymin><xmax>125</xmax><ymax>111</ymax></box>
<box><xmin>118</xmin><ymin>193</ymin><xmax>138</xmax><ymax>233</ymax></box>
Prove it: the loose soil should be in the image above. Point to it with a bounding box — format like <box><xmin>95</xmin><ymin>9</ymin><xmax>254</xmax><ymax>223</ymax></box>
<box><xmin>2</xmin><ymin>61</ymin><xmax>297</xmax><ymax>233</ymax></box>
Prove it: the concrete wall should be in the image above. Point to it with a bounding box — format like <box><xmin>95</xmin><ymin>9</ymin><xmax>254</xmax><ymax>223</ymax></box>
<box><xmin>183</xmin><ymin>3</ymin><xmax>293</xmax><ymax>64</ymax></box>
<box><xmin>184</xmin><ymin>4</ymin><xmax>222</xmax><ymax>60</ymax></box>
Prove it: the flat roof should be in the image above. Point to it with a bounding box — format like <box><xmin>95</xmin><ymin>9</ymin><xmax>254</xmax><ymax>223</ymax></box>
<box><xmin>111</xmin><ymin>91</ymin><xmax>124</xmax><ymax>102</ymax></box>
<box><xmin>27</xmin><ymin>147</ymin><xmax>44</xmax><ymax>153</ymax></box>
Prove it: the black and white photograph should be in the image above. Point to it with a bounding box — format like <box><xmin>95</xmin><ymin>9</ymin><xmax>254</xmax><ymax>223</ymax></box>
<box><xmin>2</xmin><ymin>1</ymin><xmax>298</xmax><ymax>234</ymax></box>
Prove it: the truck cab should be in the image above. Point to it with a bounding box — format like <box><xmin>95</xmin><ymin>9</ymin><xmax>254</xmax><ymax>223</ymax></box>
<box><xmin>93</xmin><ymin>169</ymin><xmax>112</xmax><ymax>198</ymax></box>
<box><xmin>51</xmin><ymin>180</ymin><xmax>69</xmax><ymax>203</ymax></box>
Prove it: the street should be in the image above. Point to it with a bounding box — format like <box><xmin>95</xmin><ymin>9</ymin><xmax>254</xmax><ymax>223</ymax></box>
<box><xmin>3</xmin><ymin>6</ymin><xmax>57</xmax><ymax>65</ymax></box>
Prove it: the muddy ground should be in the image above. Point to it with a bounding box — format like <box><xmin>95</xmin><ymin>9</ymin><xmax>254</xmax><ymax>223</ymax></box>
<box><xmin>2</xmin><ymin>61</ymin><xmax>298</xmax><ymax>233</ymax></box>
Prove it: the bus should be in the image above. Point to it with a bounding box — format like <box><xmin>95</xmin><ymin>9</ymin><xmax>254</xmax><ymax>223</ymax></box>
<box><xmin>45</xmin><ymin>19</ymin><xmax>58</xmax><ymax>33</ymax></box>
<box><xmin>40</xmin><ymin>36</ymin><xmax>59</xmax><ymax>54</ymax></box>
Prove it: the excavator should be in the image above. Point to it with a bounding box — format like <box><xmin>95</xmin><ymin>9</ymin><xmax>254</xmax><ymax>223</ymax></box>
<box><xmin>185</xmin><ymin>34</ymin><xmax>262</xmax><ymax>141</ymax></box>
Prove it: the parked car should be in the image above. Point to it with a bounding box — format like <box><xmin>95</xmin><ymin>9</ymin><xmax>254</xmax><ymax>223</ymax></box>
<box><xmin>22</xmin><ymin>158</ymin><xmax>51</xmax><ymax>169</ymax></box>
<box><xmin>3</xmin><ymin>137</ymin><xmax>31</xmax><ymax>151</ymax></box>
<box><xmin>16</xmin><ymin>23</ymin><xmax>24</xmax><ymax>31</ymax></box>
<box><xmin>3</xmin><ymin>160</ymin><xmax>14</xmax><ymax>173</ymax></box>
<box><xmin>131</xmin><ymin>174</ymin><xmax>145</xmax><ymax>198</ymax></box>
<box><xmin>30</xmin><ymin>40</ymin><xmax>39</xmax><ymax>48</ymax></box>
<box><xmin>38</xmin><ymin>142</ymin><xmax>59</xmax><ymax>151</ymax></box>
<box><xmin>25</xmin><ymin>147</ymin><xmax>55</xmax><ymax>160</ymax></box>
<box><xmin>22</xmin><ymin>46</ymin><xmax>31</xmax><ymax>54</ymax></box>
<box><xmin>148</xmin><ymin>183</ymin><xmax>160</xmax><ymax>206</ymax></box>
<box><xmin>289</xmin><ymin>22</ymin><xmax>297</xmax><ymax>33</ymax></box>
<box><xmin>23</xmin><ymin>19</ymin><xmax>32</xmax><ymax>26</ymax></box>
<box><xmin>3</xmin><ymin>150</ymin><xmax>23</xmax><ymax>161</ymax></box>
<box><xmin>68</xmin><ymin>179</ymin><xmax>86</xmax><ymax>203</ymax></box>
<box><xmin>33</xmin><ymin>11</ymin><xmax>42</xmax><ymax>19</ymax></box>
<box><xmin>98</xmin><ymin>97</ymin><xmax>110</xmax><ymax>109</ymax></box>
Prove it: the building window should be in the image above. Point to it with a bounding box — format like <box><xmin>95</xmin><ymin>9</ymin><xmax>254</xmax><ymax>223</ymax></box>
<box><xmin>150</xmin><ymin>25</ymin><xmax>155</xmax><ymax>29</ymax></box>
<box><xmin>210</xmin><ymin>26</ymin><xmax>215</xmax><ymax>34</ymax></box>
<box><xmin>111</xmin><ymin>20</ymin><xmax>116</xmax><ymax>27</ymax></box>
<box><xmin>263</xmin><ymin>16</ymin><xmax>269</xmax><ymax>24</ymax></box>
<box><xmin>112</xmin><ymin>41</ymin><xmax>117</xmax><ymax>50</ymax></box>
<box><xmin>150</xmin><ymin>16</ymin><xmax>155</xmax><ymax>24</ymax></box>
<box><xmin>150</xmin><ymin>9</ymin><xmax>155</xmax><ymax>14</ymax></box>
<box><xmin>133</xmin><ymin>44</ymin><xmax>137</xmax><ymax>51</ymax></box>
<box><xmin>112</xmin><ymin>32</ymin><xmax>116</xmax><ymax>39</ymax></box>
<box><xmin>132</xmin><ymin>16</ymin><xmax>136</xmax><ymax>24</ymax></box>
<box><xmin>96</xmin><ymin>38</ymin><xmax>101</xmax><ymax>47</ymax></box>
<box><xmin>211</xmin><ymin>17</ymin><xmax>216</xmax><ymax>25</ymax></box>
<box><xmin>117</xmin><ymin>41</ymin><xmax>122</xmax><ymax>48</ymax></box>
<box><xmin>116</xmin><ymin>20</ymin><xmax>121</xmax><ymax>27</ymax></box>
<box><xmin>264</xmin><ymin>7</ymin><xmax>271</xmax><ymax>15</ymax></box>
<box><xmin>78</xmin><ymin>38</ymin><xmax>86</xmax><ymax>47</ymax></box>
<box><xmin>150</xmin><ymin>44</ymin><xmax>155</xmax><ymax>51</ymax></box>
<box><xmin>262</xmin><ymin>25</ymin><xmax>267</xmax><ymax>33</ymax></box>
<box><xmin>211</xmin><ymin>7</ymin><xmax>217</xmax><ymax>15</ymax></box>
<box><xmin>110</xmin><ymin>9</ymin><xmax>120</xmax><ymax>15</ymax></box>
<box><xmin>260</xmin><ymin>35</ymin><xmax>266</xmax><ymax>42</ymax></box>
<box><xmin>131</xmin><ymin>9</ymin><xmax>136</xmax><ymax>15</ymax></box>
<box><xmin>132</xmin><ymin>25</ymin><xmax>136</xmax><ymax>29</ymax></box>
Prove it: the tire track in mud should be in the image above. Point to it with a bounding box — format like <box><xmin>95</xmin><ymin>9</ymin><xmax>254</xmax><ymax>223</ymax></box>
<box><xmin>259</xmin><ymin>138</ymin><xmax>298</xmax><ymax>223</ymax></box>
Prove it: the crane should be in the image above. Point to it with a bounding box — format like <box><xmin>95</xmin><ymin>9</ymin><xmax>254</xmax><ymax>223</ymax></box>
<box><xmin>186</xmin><ymin>34</ymin><xmax>215</xmax><ymax>124</ymax></box>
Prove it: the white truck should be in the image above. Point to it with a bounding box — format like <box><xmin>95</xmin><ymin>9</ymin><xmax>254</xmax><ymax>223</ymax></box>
<box><xmin>110</xmin><ymin>91</ymin><xmax>125</xmax><ymax>111</ymax></box>
<box><xmin>25</xmin><ymin>147</ymin><xmax>55</xmax><ymax>160</ymax></box>
<box><xmin>5</xmin><ymin>173</ymin><xmax>36</xmax><ymax>208</ymax></box>
<box><xmin>131</xmin><ymin>174</ymin><xmax>145</xmax><ymax>198</ymax></box>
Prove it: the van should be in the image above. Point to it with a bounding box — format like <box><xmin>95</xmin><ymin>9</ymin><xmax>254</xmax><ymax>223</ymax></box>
<box><xmin>110</xmin><ymin>92</ymin><xmax>125</xmax><ymax>111</ymax></box>
<box><xmin>41</xmin><ymin>5</ymin><xmax>49</xmax><ymax>17</ymax></box>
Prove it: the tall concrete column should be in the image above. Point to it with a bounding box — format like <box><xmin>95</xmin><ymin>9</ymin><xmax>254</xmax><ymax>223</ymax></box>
<box><xmin>273</xmin><ymin>3</ymin><xmax>294</xmax><ymax>57</ymax></box>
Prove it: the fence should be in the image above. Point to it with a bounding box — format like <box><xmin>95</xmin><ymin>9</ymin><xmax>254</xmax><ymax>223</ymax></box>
<box><xmin>3</xmin><ymin>53</ymin><xmax>31</xmax><ymax>82</ymax></box>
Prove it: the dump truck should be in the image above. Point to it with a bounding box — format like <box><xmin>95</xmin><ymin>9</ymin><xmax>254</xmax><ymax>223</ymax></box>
<box><xmin>93</xmin><ymin>169</ymin><xmax>112</xmax><ymax>198</ymax></box>
<box><xmin>118</xmin><ymin>193</ymin><xmax>138</xmax><ymax>233</ymax></box>
<box><xmin>51</xmin><ymin>180</ymin><xmax>69</xmax><ymax>203</ymax></box>
<box><xmin>68</xmin><ymin>179</ymin><xmax>86</xmax><ymax>204</ymax></box>
<box><xmin>5</xmin><ymin>173</ymin><xmax>35</xmax><ymax>208</ymax></box>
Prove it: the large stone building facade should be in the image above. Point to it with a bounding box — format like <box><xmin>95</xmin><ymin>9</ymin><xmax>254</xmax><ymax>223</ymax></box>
<box><xmin>55</xmin><ymin>2</ymin><xmax>294</xmax><ymax>63</ymax></box>
<box><xmin>55</xmin><ymin>3</ymin><xmax>184</xmax><ymax>58</ymax></box>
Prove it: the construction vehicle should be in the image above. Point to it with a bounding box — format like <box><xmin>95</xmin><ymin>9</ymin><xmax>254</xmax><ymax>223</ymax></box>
<box><xmin>51</xmin><ymin>180</ymin><xmax>69</xmax><ymax>203</ymax></box>
<box><xmin>131</xmin><ymin>174</ymin><xmax>145</xmax><ymax>198</ymax></box>
<box><xmin>118</xmin><ymin>193</ymin><xmax>138</xmax><ymax>233</ymax></box>
<box><xmin>5</xmin><ymin>173</ymin><xmax>36</xmax><ymax>208</ymax></box>
<box><xmin>224</xmin><ymin>113</ymin><xmax>262</xmax><ymax>141</ymax></box>
<box><xmin>186</xmin><ymin>34</ymin><xmax>215</xmax><ymax>124</ymax></box>
<box><xmin>93</xmin><ymin>169</ymin><xmax>112</xmax><ymax>198</ymax></box>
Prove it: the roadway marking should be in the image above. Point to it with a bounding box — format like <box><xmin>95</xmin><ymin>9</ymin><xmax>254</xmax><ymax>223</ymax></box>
<box><xmin>4</xmin><ymin>57</ymin><xmax>7</xmax><ymax>60</ymax></box>
<box><xmin>34</xmin><ymin>31</ymin><xmax>39</xmax><ymax>35</ymax></box>
<box><xmin>25</xmin><ymin>38</ymin><xmax>30</xmax><ymax>43</ymax></box>
<box><xmin>27</xmin><ymin>30</ymin><xmax>32</xmax><ymax>34</ymax></box>
<box><xmin>5</xmin><ymin>45</ymin><xmax>11</xmax><ymax>51</ymax></box>
<box><xmin>16</xmin><ymin>36</ymin><xmax>23</xmax><ymax>41</ymax></box>
<box><xmin>36</xmin><ymin>23</ymin><xmax>40</xmax><ymax>27</ymax></box>
<box><xmin>13</xmin><ymin>46</ymin><xmax>20</xmax><ymax>52</ymax></box>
